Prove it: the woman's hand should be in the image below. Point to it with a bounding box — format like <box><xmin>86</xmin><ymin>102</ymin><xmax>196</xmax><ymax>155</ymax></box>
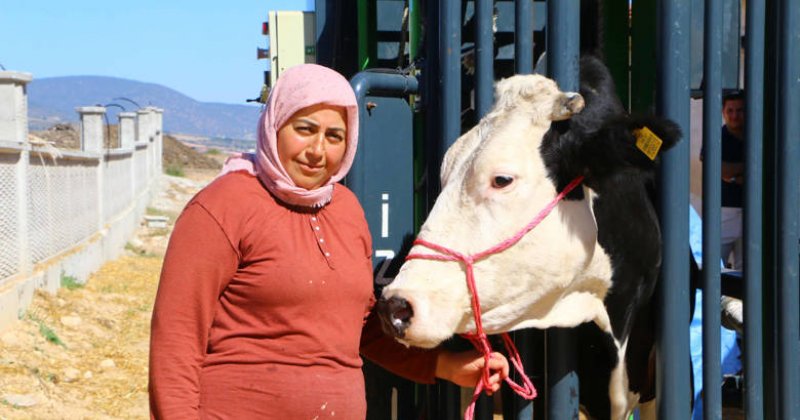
<box><xmin>435</xmin><ymin>350</ymin><xmax>509</xmax><ymax>395</ymax></box>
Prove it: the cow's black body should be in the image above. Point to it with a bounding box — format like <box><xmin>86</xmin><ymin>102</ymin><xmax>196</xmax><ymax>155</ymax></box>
<box><xmin>540</xmin><ymin>55</ymin><xmax>681</xmax><ymax>419</ymax></box>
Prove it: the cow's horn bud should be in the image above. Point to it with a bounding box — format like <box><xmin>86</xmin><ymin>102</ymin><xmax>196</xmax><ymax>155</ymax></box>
<box><xmin>553</xmin><ymin>92</ymin><xmax>585</xmax><ymax>121</ymax></box>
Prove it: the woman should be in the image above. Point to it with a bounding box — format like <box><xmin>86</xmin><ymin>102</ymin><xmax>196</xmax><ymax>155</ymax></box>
<box><xmin>149</xmin><ymin>63</ymin><xmax>508</xmax><ymax>419</ymax></box>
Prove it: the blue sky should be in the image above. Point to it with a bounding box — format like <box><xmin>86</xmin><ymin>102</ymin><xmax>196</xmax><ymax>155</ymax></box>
<box><xmin>1</xmin><ymin>0</ymin><xmax>313</xmax><ymax>105</ymax></box>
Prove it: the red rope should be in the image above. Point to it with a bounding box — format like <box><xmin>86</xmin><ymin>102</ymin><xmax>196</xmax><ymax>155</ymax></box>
<box><xmin>406</xmin><ymin>175</ymin><xmax>584</xmax><ymax>420</ymax></box>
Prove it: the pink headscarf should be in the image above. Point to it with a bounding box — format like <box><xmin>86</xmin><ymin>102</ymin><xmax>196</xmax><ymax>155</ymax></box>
<box><xmin>220</xmin><ymin>64</ymin><xmax>359</xmax><ymax>208</ymax></box>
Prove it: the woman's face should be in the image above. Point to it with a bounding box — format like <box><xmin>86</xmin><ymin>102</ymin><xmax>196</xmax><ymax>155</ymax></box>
<box><xmin>277</xmin><ymin>104</ymin><xmax>347</xmax><ymax>190</ymax></box>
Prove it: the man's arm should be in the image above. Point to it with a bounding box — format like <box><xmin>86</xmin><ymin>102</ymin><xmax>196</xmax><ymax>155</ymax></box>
<box><xmin>721</xmin><ymin>161</ymin><xmax>744</xmax><ymax>184</ymax></box>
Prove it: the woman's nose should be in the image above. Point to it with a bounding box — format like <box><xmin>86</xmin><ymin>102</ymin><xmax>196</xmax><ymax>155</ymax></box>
<box><xmin>306</xmin><ymin>135</ymin><xmax>326</xmax><ymax>159</ymax></box>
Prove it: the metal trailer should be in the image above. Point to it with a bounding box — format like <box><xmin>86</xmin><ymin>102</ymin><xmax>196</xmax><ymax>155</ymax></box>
<box><xmin>309</xmin><ymin>1</ymin><xmax>799</xmax><ymax>418</ymax></box>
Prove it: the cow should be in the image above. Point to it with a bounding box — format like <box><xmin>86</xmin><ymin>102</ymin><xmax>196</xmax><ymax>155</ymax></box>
<box><xmin>376</xmin><ymin>55</ymin><xmax>681</xmax><ymax>420</ymax></box>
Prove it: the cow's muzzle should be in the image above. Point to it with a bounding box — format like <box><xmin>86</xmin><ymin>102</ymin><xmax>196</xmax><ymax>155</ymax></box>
<box><xmin>376</xmin><ymin>296</ymin><xmax>413</xmax><ymax>338</ymax></box>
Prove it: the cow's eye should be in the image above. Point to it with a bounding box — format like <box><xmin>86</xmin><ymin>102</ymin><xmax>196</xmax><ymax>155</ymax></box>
<box><xmin>491</xmin><ymin>175</ymin><xmax>514</xmax><ymax>189</ymax></box>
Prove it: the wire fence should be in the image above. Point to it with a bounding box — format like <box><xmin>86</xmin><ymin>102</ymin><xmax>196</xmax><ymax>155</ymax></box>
<box><xmin>0</xmin><ymin>71</ymin><xmax>162</xmax><ymax>288</ymax></box>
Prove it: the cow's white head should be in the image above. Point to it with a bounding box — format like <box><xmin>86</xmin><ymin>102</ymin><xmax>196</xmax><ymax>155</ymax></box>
<box><xmin>377</xmin><ymin>74</ymin><xmax>613</xmax><ymax>348</ymax></box>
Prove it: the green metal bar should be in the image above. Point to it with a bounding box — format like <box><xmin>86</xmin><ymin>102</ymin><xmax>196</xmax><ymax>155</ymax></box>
<box><xmin>630</xmin><ymin>1</ymin><xmax>657</xmax><ymax>114</ymax></box>
<box><xmin>409</xmin><ymin>0</ymin><xmax>421</xmax><ymax>61</ymax></box>
<box><xmin>357</xmin><ymin>0</ymin><xmax>377</xmax><ymax>70</ymax></box>
<box><xmin>603</xmin><ymin>0</ymin><xmax>630</xmax><ymax>110</ymax></box>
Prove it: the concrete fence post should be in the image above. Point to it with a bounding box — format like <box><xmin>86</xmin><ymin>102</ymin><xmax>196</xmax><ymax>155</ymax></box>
<box><xmin>77</xmin><ymin>106</ymin><xmax>106</xmax><ymax>153</ymax></box>
<box><xmin>136</xmin><ymin>108</ymin><xmax>152</xmax><ymax>181</ymax></box>
<box><xmin>119</xmin><ymin>111</ymin><xmax>137</xmax><ymax>207</ymax></box>
<box><xmin>77</xmin><ymin>106</ymin><xmax>106</xmax><ymax>231</ymax></box>
<box><xmin>0</xmin><ymin>71</ymin><xmax>33</xmax><ymax>276</ymax></box>
<box><xmin>144</xmin><ymin>107</ymin><xmax>155</xmax><ymax>179</ymax></box>
<box><xmin>0</xmin><ymin>71</ymin><xmax>33</xmax><ymax>144</ymax></box>
<box><xmin>152</xmin><ymin>108</ymin><xmax>163</xmax><ymax>174</ymax></box>
<box><xmin>118</xmin><ymin>112</ymin><xmax>136</xmax><ymax>150</ymax></box>
<box><xmin>117</xmin><ymin>112</ymin><xmax>136</xmax><ymax>210</ymax></box>
<box><xmin>135</xmin><ymin>108</ymin><xmax>149</xmax><ymax>145</ymax></box>
<box><xmin>145</xmin><ymin>107</ymin><xmax>159</xmax><ymax>179</ymax></box>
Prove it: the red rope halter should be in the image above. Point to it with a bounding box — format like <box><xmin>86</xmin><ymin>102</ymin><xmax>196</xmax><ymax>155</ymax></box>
<box><xmin>406</xmin><ymin>175</ymin><xmax>585</xmax><ymax>420</ymax></box>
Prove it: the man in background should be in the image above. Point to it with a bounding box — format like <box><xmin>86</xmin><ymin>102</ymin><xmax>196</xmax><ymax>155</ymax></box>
<box><xmin>701</xmin><ymin>90</ymin><xmax>745</xmax><ymax>270</ymax></box>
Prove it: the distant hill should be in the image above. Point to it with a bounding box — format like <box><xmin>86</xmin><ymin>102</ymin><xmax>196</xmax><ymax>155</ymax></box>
<box><xmin>27</xmin><ymin>76</ymin><xmax>262</xmax><ymax>140</ymax></box>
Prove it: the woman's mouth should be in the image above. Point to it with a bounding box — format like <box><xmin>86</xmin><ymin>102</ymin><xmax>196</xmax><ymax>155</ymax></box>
<box><xmin>299</xmin><ymin>162</ymin><xmax>324</xmax><ymax>174</ymax></box>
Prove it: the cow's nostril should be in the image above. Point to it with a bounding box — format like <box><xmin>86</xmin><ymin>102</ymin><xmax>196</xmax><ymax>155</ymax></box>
<box><xmin>376</xmin><ymin>296</ymin><xmax>413</xmax><ymax>338</ymax></box>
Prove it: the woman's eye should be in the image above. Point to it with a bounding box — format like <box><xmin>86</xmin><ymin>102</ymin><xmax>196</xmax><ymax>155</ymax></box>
<box><xmin>327</xmin><ymin>132</ymin><xmax>345</xmax><ymax>142</ymax></box>
<box><xmin>491</xmin><ymin>175</ymin><xmax>514</xmax><ymax>189</ymax></box>
<box><xmin>295</xmin><ymin>125</ymin><xmax>313</xmax><ymax>133</ymax></box>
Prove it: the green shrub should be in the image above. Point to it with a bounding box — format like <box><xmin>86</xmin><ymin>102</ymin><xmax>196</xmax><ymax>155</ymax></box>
<box><xmin>27</xmin><ymin>313</ymin><xmax>66</xmax><ymax>348</ymax></box>
<box><xmin>60</xmin><ymin>274</ymin><xmax>82</xmax><ymax>290</ymax></box>
<box><xmin>165</xmin><ymin>164</ymin><xmax>185</xmax><ymax>177</ymax></box>
<box><xmin>38</xmin><ymin>322</ymin><xmax>66</xmax><ymax>347</ymax></box>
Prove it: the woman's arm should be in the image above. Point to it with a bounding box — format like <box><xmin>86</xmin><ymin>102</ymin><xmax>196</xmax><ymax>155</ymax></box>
<box><xmin>435</xmin><ymin>349</ymin><xmax>508</xmax><ymax>395</ymax></box>
<box><xmin>359</xmin><ymin>309</ymin><xmax>441</xmax><ymax>384</ymax></box>
<box><xmin>360</xmin><ymin>310</ymin><xmax>509</xmax><ymax>393</ymax></box>
<box><xmin>149</xmin><ymin>202</ymin><xmax>238</xmax><ymax>419</ymax></box>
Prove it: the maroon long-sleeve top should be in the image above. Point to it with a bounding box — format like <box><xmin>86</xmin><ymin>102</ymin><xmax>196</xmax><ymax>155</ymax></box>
<box><xmin>149</xmin><ymin>172</ymin><xmax>439</xmax><ymax>419</ymax></box>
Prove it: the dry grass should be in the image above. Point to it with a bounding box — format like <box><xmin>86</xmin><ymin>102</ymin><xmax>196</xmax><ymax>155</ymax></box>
<box><xmin>0</xmin><ymin>133</ymin><xmax>213</xmax><ymax>419</ymax></box>
<box><xmin>0</xmin><ymin>173</ymin><xmax>207</xmax><ymax>418</ymax></box>
<box><xmin>0</xmin><ymin>255</ymin><xmax>161</xmax><ymax>419</ymax></box>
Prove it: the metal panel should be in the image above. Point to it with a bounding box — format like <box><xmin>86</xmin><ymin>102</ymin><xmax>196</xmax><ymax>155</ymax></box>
<box><xmin>355</xmin><ymin>96</ymin><xmax>414</xmax><ymax>271</ymax></box>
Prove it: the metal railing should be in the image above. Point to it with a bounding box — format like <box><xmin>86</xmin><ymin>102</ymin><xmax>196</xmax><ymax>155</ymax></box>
<box><xmin>337</xmin><ymin>0</ymin><xmax>799</xmax><ymax>418</ymax></box>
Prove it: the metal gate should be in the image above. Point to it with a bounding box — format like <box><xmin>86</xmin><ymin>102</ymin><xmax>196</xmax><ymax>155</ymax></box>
<box><xmin>313</xmin><ymin>0</ymin><xmax>799</xmax><ymax>418</ymax></box>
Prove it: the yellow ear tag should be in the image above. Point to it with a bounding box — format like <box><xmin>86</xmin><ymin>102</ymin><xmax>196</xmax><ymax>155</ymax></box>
<box><xmin>634</xmin><ymin>126</ymin><xmax>663</xmax><ymax>161</ymax></box>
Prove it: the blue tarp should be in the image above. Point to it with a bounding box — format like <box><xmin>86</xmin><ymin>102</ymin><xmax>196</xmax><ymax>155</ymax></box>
<box><xmin>688</xmin><ymin>206</ymin><xmax>741</xmax><ymax>419</ymax></box>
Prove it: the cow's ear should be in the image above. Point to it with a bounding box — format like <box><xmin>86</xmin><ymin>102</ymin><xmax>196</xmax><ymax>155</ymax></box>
<box><xmin>440</xmin><ymin>123</ymin><xmax>483</xmax><ymax>187</ymax></box>
<box><xmin>628</xmin><ymin>116</ymin><xmax>682</xmax><ymax>152</ymax></box>
<box><xmin>627</xmin><ymin>115</ymin><xmax>682</xmax><ymax>160</ymax></box>
<box><xmin>552</xmin><ymin>93</ymin><xmax>585</xmax><ymax>121</ymax></box>
<box><xmin>586</xmin><ymin>115</ymin><xmax>683</xmax><ymax>172</ymax></box>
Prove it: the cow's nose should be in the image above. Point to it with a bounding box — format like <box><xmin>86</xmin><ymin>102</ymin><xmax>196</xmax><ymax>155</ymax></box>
<box><xmin>376</xmin><ymin>296</ymin><xmax>413</xmax><ymax>338</ymax></box>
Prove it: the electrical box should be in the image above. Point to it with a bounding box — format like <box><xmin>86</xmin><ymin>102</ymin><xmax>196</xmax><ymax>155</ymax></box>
<box><xmin>264</xmin><ymin>11</ymin><xmax>316</xmax><ymax>87</ymax></box>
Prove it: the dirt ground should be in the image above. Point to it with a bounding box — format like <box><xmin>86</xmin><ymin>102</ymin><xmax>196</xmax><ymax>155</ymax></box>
<box><xmin>28</xmin><ymin>125</ymin><xmax>223</xmax><ymax>173</ymax></box>
<box><xmin>0</xmin><ymin>169</ymin><xmax>217</xmax><ymax>420</ymax></box>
